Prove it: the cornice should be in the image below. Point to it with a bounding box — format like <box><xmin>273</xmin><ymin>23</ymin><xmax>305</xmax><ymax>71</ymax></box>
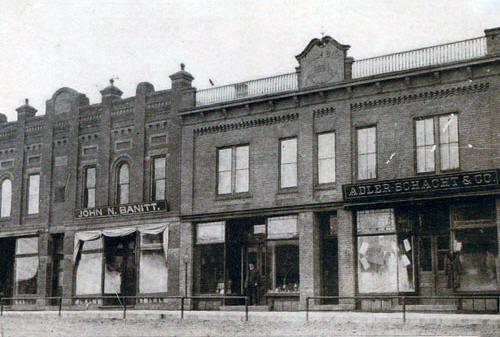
<box><xmin>193</xmin><ymin>112</ymin><xmax>299</xmax><ymax>136</ymax></box>
<box><xmin>350</xmin><ymin>81</ymin><xmax>489</xmax><ymax>112</ymax></box>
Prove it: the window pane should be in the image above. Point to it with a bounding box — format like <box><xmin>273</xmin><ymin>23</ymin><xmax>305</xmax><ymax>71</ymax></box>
<box><xmin>76</xmin><ymin>252</ymin><xmax>102</xmax><ymax>295</ymax></box>
<box><xmin>15</xmin><ymin>256</ymin><xmax>38</xmax><ymax>294</ymax></box>
<box><xmin>448</xmin><ymin>115</ymin><xmax>458</xmax><ymax>142</ymax></box>
<box><xmin>140</xmin><ymin>250</ymin><xmax>167</xmax><ymax>293</ymax></box>
<box><xmin>268</xmin><ymin>216</ymin><xmax>298</xmax><ymax>239</ymax></box>
<box><xmin>269</xmin><ymin>243</ymin><xmax>299</xmax><ymax>292</ymax></box>
<box><xmin>357</xmin><ymin>235</ymin><xmax>398</xmax><ymax>293</ymax></box>
<box><xmin>318</xmin><ymin>133</ymin><xmax>335</xmax><ymax>159</ymax></box>
<box><xmin>366</xmin><ymin>128</ymin><xmax>376</xmax><ymax>153</ymax></box>
<box><xmin>280</xmin><ymin>163</ymin><xmax>297</xmax><ymax>188</ymax></box>
<box><xmin>440</xmin><ymin>144</ymin><xmax>450</xmax><ymax>170</ymax></box>
<box><xmin>218</xmin><ymin>148</ymin><xmax>232</xmax><ymax>172</ymax></box>
<box><xmin>357</xmin><ymin>129</ymin><xmax>368</xmax><ymax>154</ymax></box>
<box><xmin>455</xmin><ymin>227</ymin><xmax>498</xmax><ymax>291</ymax></box>
<box><xmin>357</xmin><ymin>209</ymin><xmax>395</xmax><ymax>235</ymax></box>
<box><xmin>86</xmin><ymin>167</ymin><xmax>96</xmax><ymax>188</ymax></box>
<box><xmin>154</xmin><ymin>157</ymin><xmax>166</xmax><ymax>180</ymax></box>
<box><xmin>397</xmin><ymin>236</ymin><xmax>415</xmax><ymax>292</ymax></box>
<box><xmin>155</xmin><ymin>179</ymin><xmax>165</xmax><ymax>200</ymax></box>
<box><xmin>416</xmin><ymin>147</ymin><xmax>426</xmax><ymax>173</ymax></box>
<box><xmin>87</xmin><ymin>189</ymin><xmax>96</xmax><ymax>208</ymax></box>
<box><xmin>280</xmin><ymin>138</ymin><xmax>297</xmax><ymax>164</ymax></box>
<box><xmin>318</xmin><ymin>158</ymin><xmax>335</xmax><ymax>184</ymax></box>
<box><xmin>366</xmin><ymin>153</ymin><xmax>376</xmax><ymax>179</ymax></box>
<box><xmin>358</xmin><ymin>154</ymin><xmax>368</xmax><ymax>180</ymax></box>
<box><xmin>28</xmin><ymin>174</ymin><xmax>40</xmax><ymax>214</ymax></box>
<box><xmin>1</xmin><ymin>179</ymin><xmax>11</xmax><ymax>217</ymax></box>
<box><xmin>119</xmin><ymin>184</ymin><xmax>129</xmax><ymax>204</ymax></box>
<box><xmin>104</xmin><ymin>254</ymin><xmax>122</xmax><ymax>293</ymax></box>
<box><xmin>194</xmin><ymin>244</ymin><xmax>224</xmax><ymax>294</ymax></box>
<box><xmin>16</xmin><ymin>237</ymin><xmax>38</xmax><ymax>255</ymax></box>
<box><xmin>425</xmin><ymin>146</ymin><xmax>435</xmax><ymax>171</ymax></box>
<box><xmin>119</xmin><ymin>164</ymin><xmax>129</xmax><ymax>183</ymax></box>
<box><xmin>217</xmin><ymin>171</ymin><xmax>231</xmax><ymax>194</ymax></box>
<box><xmin>449</xmin><ymin>142</ymin><xmax>459</xmax><ymax>169</ymax></box>
<box><xmin>425</xmin><ymin>118</ymin><xmax>434</xmax><ymax>145</ymax></box>
<box><xmin>141</xmin><ymin>233</ymin><xmax>163</xmax><ymax>246</ymax></box>
<box><xmin>82</xmin><ymin>238</ymin><xmax>103</xmax><ymax>251</ymax></box>
<box><xmin>235</xmin><ymin>145</ymin><xmax>249</xmax><ymax>169</ymax></box>
<box><xmin>235</xmin><ymin>169</ymin><xmax>249</xmax><ymax>193</ymax></box>
<box><xmin>196</xmin><ymin>221</ymin><xmax>225</xmax><ymax>244</ymax></box>
<box><xmin>416</xmin><ymin>120</ymin><xmax>425</xmax><ymax>146</ymax></box>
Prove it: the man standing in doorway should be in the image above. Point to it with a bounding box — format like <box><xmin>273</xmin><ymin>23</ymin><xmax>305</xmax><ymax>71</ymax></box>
<box><xmin>244</xmin><ymin>263</ymin><xmax>260</xmax><ymax>305</ymax></box>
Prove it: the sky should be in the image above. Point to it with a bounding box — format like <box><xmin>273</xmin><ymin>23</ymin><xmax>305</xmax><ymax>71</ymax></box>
<box><xmin>0</xmin><ymin>0</ymin><xmax>499</xmax><ymax>121</ymax></box>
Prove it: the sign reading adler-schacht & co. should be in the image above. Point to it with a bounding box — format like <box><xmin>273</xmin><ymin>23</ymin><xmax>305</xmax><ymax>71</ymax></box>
<box><xmin>74</xmin><ymin>200</ymin><xmax>168</xmax><ymax>219</ymax></box>
<box><xmin>343</xmin><ymin>169</ymin><xmax>499</xmax><ymax>201</ymax></box>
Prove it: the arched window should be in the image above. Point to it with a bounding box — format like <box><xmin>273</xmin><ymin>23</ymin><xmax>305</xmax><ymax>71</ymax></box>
<box><xmin>1</xmin><ymin>178</ymin><xmax>12</xmax><ymax>217</ymax></box>
<box><xmin>117</xmin><ymin>163</ymin><xmax>129</xmax><ymax>204</ymax></box>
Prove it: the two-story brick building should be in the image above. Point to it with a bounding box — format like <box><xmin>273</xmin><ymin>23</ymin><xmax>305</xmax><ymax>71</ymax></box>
<box><xmin>0</xmin><ymin>27</ymin><xmax>498</xmax><ymax>313</ymax></box>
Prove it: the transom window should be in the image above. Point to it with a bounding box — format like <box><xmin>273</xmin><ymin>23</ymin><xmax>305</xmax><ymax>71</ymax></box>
<box><xmin>357</xmin><ymin>127</ymin><xmax>377</xmax><ymax>180</ymax></box>
<box><xmin>117</xmin><ymin>163</ymin><xmax>129</xmax><ymax>204</ymax></box>
<box><xmin>317</xmin><ymin>132</ymin><xmax>336</xmax><ymax>184</ymax></box>
<box><xmin>0</xmin><ymin>178</ymin><xmax>12</xmax><ymax>217</ymax></box>
<box><xmin>217</xmin><ymin>145</ymin><xmax>249</xmax><ymax>195</ymax></box>
<box><xmin>280</xmin><ymin>138</ymin><xmax>297</xmax><ymax>189</ymax></box>
<box><xmin>152</xmin><ymin>156</ymin><xmax>166</xmax><ymax>201</ymax></box>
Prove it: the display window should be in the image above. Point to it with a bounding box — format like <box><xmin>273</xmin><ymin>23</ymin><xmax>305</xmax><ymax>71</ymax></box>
<box><xmin>75</xmin><ymin>238</ymin><xmax>103</xmax><ymax>295</ymax></box>
<box><xmin>356</xmin><ymin>209</ymin><xmax>415</xmax><ymax>293</ymax></box>
<box><xmin>139</xmin><ymin>233</ymin><xmax>167</xmax><ymax>294</ymax></box>
<box><xmin>15</xmin><ymin>237</ymin><xmax>39</xmax><ymax>295</ymax></box>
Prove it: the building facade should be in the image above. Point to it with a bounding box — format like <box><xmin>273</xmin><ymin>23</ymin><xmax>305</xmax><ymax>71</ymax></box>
<box><xmin>0</xmin><ymin>27</ymin><xmax>498</xmax><ymax>312</ymax></box>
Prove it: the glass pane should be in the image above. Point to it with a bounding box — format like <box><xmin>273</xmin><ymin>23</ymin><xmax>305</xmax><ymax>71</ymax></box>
<box><xmin>15</xmin><ymin>256</ymin><xmax>38</xmax><ymax>294</ymax></box>
<box><xmin>419</xmin><ymin>237</ymin><xmax>432</xmax><ymax>272</ymax></box>
<box><xmin>357</xmin><ymin>209</ymin><xmax>395</xmax><ymax>235</ymax></box>
<box><xmin>1</xmin><ymin>179</ymin><xmax>11</xmax><ymax>217</ymax></box>
<box><xmin>440</xmin><ymin>144</ymin><xmax>450</xmax><ymax>170</ymax></box>
<box><xmin>415</xmin><ymin>120</ymin><xmax>425</xmax><ymax>146</ymax></box>
<box><xmin>449</xmin><ymin>142</ymin><xmax>459</xmax><ymax>169</ymax></box>
<box><xmin>397</xmin><ymin>236</ymin><xmax>415</xmax><ymax>291</ymax></box>
<box><xmin>455</xmin><ymin>227</ymin><xmax>498</xmax><ymax>291</ymax></box>
<box><xmin>268</xmin><ymin>216</ymin><xmax>298</xmax><ymax>239</ymax></box>
<box><xmin>357</xmin><ymin>129</ymin><xmax>367</xmax><ymax>154</ymax></box>
<box><xmin>119</xmin><ymin>184</ymin><xmax>129</xmax><ymax>204</ymax></box>
<box><xmin>217</xmin><ymin>171</ymin><xmax>232</xmax><ymax>194</ymax></box>
<box><xmin>280</xmin><ymin>138</ymin><xmax>297</xmax><ymax>164</ymax></box>
<box><xmin>140</xmin><ymin>250</ymin><xmax>167</xmax><ymax>293</ymax></box>
<box><xmin>196</xmin><ymin>221</ymin><xmax>225</xmax><ymax>244</ymax></box>
<box><xmin>218</xmin><ymin>148</ymin><xmax>232</xmax><ymax>172</ymax></box>
<box><xmin>235</xmin><ymin>169</ymin><xmax>249</xmax><ymax>193</ymax></box>
<box><xmin>448</xmin><ymin>114</ymin><xmax>458</xmax><ymax>142</ymax></box>
<box><xmin>82</xmin><ymin>238</ymin><xmax>103</xmax><ymax>251</ymax></box>
<box><xmin>28</xmin><ymin>174</ymin><xmax>40</xmax><ymax>214</ymax></box>
<box><xmin>366</xmin><ymin>153</ymin><xmax>376</xmax><ymax>178</ymax></box>
<box><xmin>425</xmin><ymin>118</ymin><xmax>434</xmax><ymax>145</ymax></box>
<box><xmin>119</xmin><ymin>164</ymin><xmax>129</xmax><ymax>183</ymax></box>
<box><xmin>87</xmin><ymin>189</ymin><xmax>96</xmax><ymax>208</ymax></box>
<box><xmin>16</xmin><ymin>237</ymin><xmax>38</xmax><ymax>255</ymax></box>
<box><xmin>425</xmin><ymin>146</ymin><xmax>435</xmax><ymax>171</ymax></box>
<box><xmin>358</xmin><ymin>154</ymin><xmax>368</xmax><ymax>180</ymax></box>
<box><xmin>357</xmin><ymin>235</ymin><xmax>398</xmax><ymax>293</ymax></box>
<box><xmin>270</xmin><ymin>243</ymin><xmax>299</xmax><ymax>292</ymax></box>
<box><xmin>86</xmin><ymin>167</ymin><xmax>96</xmax><ymax>188</ymax></box>
<box><xmin>416</xmin><ymin>147</ymin><xmax>426</xmax><ymax>173</ymax></box>
<box><xmin>318</xmin><ymin>133</ymin><xmax>335</xmax><ymax>159</ymax></box>
<box><xmin>154</xmin><ymin>157</ymin><xmax>166</xmax><ymax>180</ymax></box>
<box><xmin>155</xmin><ymin>179</ymin><xmax>165</xmax><ymax>200</ymax></box>
<box><xmin>76</xmin><ymin>253</ymin><xmax>102</xmax><ymax>295</ymax></box>
<box><xmin>366</xmin><ymin>128</ymin><xmax>376</xmax><ymax>153</ymax></box>
<box><xmin>141</xmin><ymin>233</ymin><xmax>163</xmax><ymax>246</ymax></box>
<box><xmin>194</xmin><ymin>244</ymin><xmax>224</xmax><ymax>294</ymax></box>
<box><xmin>280</xmin><ymin>163</ymin><xmax>297</xmax><ymax>188</ymax></box>
<box><xmin>104</xmin><ymin>254</ymin><xmax>122</xmax><ymax>293</ymax></box>
<box><xmin>235</xmin><ymin>145</ymin><xmax>249</xmax><ymax>169</ymax></box>
<box><xmin>318</xmin><ymin>158</ymin><xmax>335</xmax><ymax>184</ymax></box>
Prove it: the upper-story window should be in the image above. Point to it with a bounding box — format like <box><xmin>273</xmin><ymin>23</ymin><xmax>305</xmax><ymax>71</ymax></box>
<box><xmin>152</xmin><ymin>156</ymin><xmax>166</xmax><ymax>201</ymax></box>
<box><xmin>416</xmin><ymin>117</ymin><xmax>436</xmax><ymax>173</ymax></box>
<box><xmin>217</xmin><ymin>145</ymin><xmax>249</xmax><ymax>195</ymax></box>
<box><xmin>317</xmin><ymin>132</ymin><xmax>336</xmax><ymax>184</ymax></box>
<box><xmin>439</xmin><ymin>114</ymin><xmax>459</xmax><ymax>170</ymax></box>
<box><xmin>117</xmin><ymin>163</ymin><xmax>129</xmax><ymax>204</ymax></box>
<box><xmin>27</xmin><ymin>174</ymin><xmax>40</xmax><ymax>215</ymax></box>
<box><xmin>357</xmin><ymin>127</ymin><xmax>376</xmax><ymax>180</ymax></box>
<box><xmin>280</xmin><ymin>138</ymin><xmax>297</xmax><ymax>189</ymax></box>
<box><xmin>0</xmin><ymin>178</ymin><xmax>12</xmax><ymax>217</ymax></box>
<box><xmin>83</xmin><ymin>166</ymin><xmax>96</xmax><ymax>208</ymax></box>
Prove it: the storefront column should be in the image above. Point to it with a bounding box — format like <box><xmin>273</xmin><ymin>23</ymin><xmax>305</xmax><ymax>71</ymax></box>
<box><xmin>61</xmin><ymin>231</ymin><xmax>75</xmax><ymax>306</ymax></box>
<box><xmin>179</xmin><ymin>222</ymin><xmax>193</xmax><ymax>309</ymax></box>
<box><xmin>299</xmin><ymin>212</ymin><xmax>320</xmax><ymax>309</ymax></box>
<box><xmin>37</xmin><ymin>232</ymin><xmax>51</xmax><ymax>306</ymax></box>
<box><xmin>338</xmin><ymin>209</ymin><xmax>355</xmax><ymax>309</ymax></box>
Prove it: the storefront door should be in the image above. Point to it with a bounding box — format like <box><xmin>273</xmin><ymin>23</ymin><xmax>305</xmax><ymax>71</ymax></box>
<box><xmin>104</xmin><ymin>235</ymin><xmax>137</xmax><ymax>306</ymax></box>
<box><xmin>418</xmin><ymin>234</ymin><xmax>452</xmax><ymax>302</ymax></box>
<box><xmin>0</xmin><ymin>238</ymin><xmax>15</xmax><ymax>302</ymax></box>
<box><xmin>242</xmin><ymin>243</ymin><xmax>266</xmax><ymax>305</ymax></box>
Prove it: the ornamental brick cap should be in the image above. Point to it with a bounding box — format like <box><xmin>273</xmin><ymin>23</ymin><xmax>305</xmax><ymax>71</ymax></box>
<box><xmin>16</xmin><ymin>98</ymin><xmax>37</xmax><ymax>118</ymax></box>
<box><xmin>169</xmin><ymin>63</ymin><xmax>194</xmax><ymax>88</ymax></box>
<box><xmin>100</xmin><ymin>78</ymin><xmax>123</xmax><ymax>97</ymax></box>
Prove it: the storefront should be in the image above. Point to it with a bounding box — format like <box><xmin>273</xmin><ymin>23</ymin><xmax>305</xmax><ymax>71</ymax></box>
<box><xmin>343</xmin><ymin>169</ymin><xmax>500</xmax><ymax>312</ymax></box>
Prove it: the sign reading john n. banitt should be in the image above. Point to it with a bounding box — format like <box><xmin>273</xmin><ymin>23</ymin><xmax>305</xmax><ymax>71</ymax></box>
<box><xmin>343</xmin><ymin>170</ymin><xmax>499</xmax><ymax>201</ymax></box>
<box><xmin>74</xmin><ymin>200</ymin><xmax>168</xmax><ymax>219</ymax></box>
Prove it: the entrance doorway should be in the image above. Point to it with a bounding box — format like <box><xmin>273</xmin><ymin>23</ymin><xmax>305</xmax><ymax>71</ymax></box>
<box><xmin>242</xmin><ymin>242</ymin><xmax>266</xmax><ymax>305</ymax></box>
<box><xmin>319</xmin><ymin>213</ymin><xmax>338</xmax><ymax>304</ymax></box>
<box><xmin>103</xmin><ymin>234</ymin><xmax>136</xmax><ymax>306</ymax></box>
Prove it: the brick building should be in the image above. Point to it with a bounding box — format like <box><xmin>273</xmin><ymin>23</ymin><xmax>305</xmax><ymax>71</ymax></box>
<box><xmin>0</xmin><ymin>27</ymin><xmax>498</xmax><ymax>312</ymax></box>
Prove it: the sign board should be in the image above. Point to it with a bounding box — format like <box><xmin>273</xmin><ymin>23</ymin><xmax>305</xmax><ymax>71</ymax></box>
<box><xmin>343</xmin><ymin>170</ymin><xmax>499</xmax><ymax>201</ymax></box>
<box><xmin>74</xmin><ymin>200</ymin><xmax>168</xmax><ymax>219</ymax></box>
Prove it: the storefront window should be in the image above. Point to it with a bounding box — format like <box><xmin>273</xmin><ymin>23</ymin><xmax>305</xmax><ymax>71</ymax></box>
<box><xmin>15</xmin><ymin>237</ymin><xmax>38</xmax><ymax>295</ymax></box>
<box><xmin>194</xmin><ymin>221</ymin><xmax>225</xmax><ymax>294</ymax></box>
<box><xmin>357</xmin><ymin>209</ymin><xmax>414</xmax><ymax>293</ymax></box>
<box><xmin>454</xmin><ymin>227</ymin><xmax>498</xmax><ymax>291</ymax></box>
<box><xmin>139</xmin><ymin>233</ymin><xmax>167</xmax><ymax>293</ymax></box>
<box><xmin>75</xmin><ymin>239</ymin><xmax>103</xmax><ymax>295</ymax></box>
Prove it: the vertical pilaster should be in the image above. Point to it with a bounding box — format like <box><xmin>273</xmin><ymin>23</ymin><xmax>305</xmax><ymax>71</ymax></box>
<box><xmin>61</xmin><ymin>231</ymin><xmax>75</xmax><ymax>305</ymax></box>
<box><xmin>299</xmin><ymin>211</ymin><xmax>320</xmax><ymax>309</ymax></box>
<box><xmin>338</xmin><ymin>208</ymin><xmax>355</xmax><ymax>309</ymax></box>
<box><xmin>496</xmin><ymin>197</ymin><xmax>500</xmax><ymax>291</ymax></box>
<box><xmin>179</xmin><ymin>222</ymin><xmax>193</xmax><ymax>308</ymax></box>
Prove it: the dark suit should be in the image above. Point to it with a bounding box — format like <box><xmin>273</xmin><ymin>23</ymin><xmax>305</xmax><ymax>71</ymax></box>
<box><xmin>244</xmin><ymin>268</ymin><xmax>260</xmax><ymax>305</ymax></box>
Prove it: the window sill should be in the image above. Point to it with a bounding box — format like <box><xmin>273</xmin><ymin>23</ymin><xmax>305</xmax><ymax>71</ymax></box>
<box><xmin>214</xmin><ymin>192</ymin><xmax>252</xmax><ymax>201</ymax></box>
<box><xmin>277</xmin><ymin>187</ymin><xmax>298</xmax><ymax>195</ymax></box>
<box><xmin>314</xmin><ymin>182</ymin><xmax>337</xmax><ymax>191</ymax></box>
<box><xmin>24</xmin><ymin>214</ymin><xmax>40</xmax><ymax>220</ymax></box>
<box><xmin>356</xmin><ymin>178</ymin><xmax>377</xmax><ymax>183</ymax></box>
<box><xmin>440</xmin><ymin>168</ymin><xmax>461</xmax><ymax>174</ymax></box>
<box><xmin>415</xmin><ymin>171</ymin><xmax>436</xmax><ymax>176</ymax></box>
<box><xmin>0</xmin><ymin>216</ymin><xmax>12</xmax><ymax>222</ymax></box>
